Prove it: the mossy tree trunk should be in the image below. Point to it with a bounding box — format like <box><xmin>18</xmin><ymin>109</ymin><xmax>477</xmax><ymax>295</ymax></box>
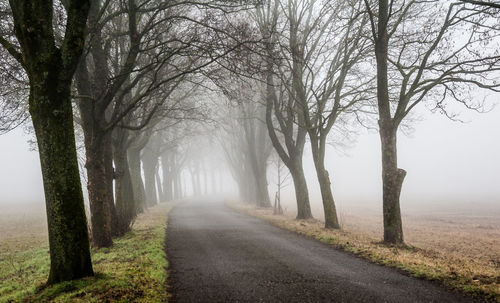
<box><xmin>75</xmin><ymin>63</ymin><xmax>115</xmax><ymax>246</ymax></box>
<box><xmin>112</xmin><ymin>128</ymin><xmax>136</xmax><ymax>235</ymax></box>
<box><xmin>1</xmin><ymin>0</ymin><xmax>93</xmax><ymax>284</ymax></box>
<box><xmin>72</xmin><ymin>0</ymin><xmax>118</xmax><ymax>245</ymax></box>
<box><xmin>31</xmin><ymin>81</ymin><xmax>95</xmax><ymax>284</ymax></box>
<box><xmin>83</xmin><ymin>132</ymin><xmax>113</xmax><ymax>247</ymax></box>
<box><xmin>103</xmin><ymin>136</ymin><xmax>119</xmax><ymax>235</ymax></box>
<box><xmin>128</xmin><ymin>147</ymin><xmax>147</xmax><ymax>212</ymax></box>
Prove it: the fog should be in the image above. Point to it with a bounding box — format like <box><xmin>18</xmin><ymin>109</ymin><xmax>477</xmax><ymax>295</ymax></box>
<box><xmin>3</xmin><ymin>1</ymin><xmax>500</xmax><ymax>300</ymax></box>
<box><xmin>0</xmin><ymin>129</ymin><xmax>43</xmax><ymax>206</ymax></box>
<box><xmin>1</xmin><ymin>103</ymin><xmax>499</xmax><ymax>215</ymax></box>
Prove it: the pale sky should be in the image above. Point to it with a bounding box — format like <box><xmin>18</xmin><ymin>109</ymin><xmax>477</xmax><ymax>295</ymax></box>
<box><xmin>0</xmin><ymin>128</ymin><xmax>44</xmax><ymax>205</ymax></box>
<box><xmin>275</xmin><ymin>103</ymin><xmax>500</xmax><ymax>212</ymax></box>
<box><xmin>0</xmin><ymin>101</ymin><xmax>499</xmax><ymax>212</ymax></box>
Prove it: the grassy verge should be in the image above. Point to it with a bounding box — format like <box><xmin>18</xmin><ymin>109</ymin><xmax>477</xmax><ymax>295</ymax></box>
<box><xmin>228</xmin><ymin>202</ymin><xmax>500</xmax><ymax>302</ymax></box>
<box><xmin>0</xmin><ymin>202</ymin><xmax>175</xmax><ymax>303</ymax></box>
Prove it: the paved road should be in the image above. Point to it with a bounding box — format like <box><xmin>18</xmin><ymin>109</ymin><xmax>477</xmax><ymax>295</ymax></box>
<box><xmin>166</xmin><ymin>200</ymin><xmax>474</xmax><ymax>303</ymax></box>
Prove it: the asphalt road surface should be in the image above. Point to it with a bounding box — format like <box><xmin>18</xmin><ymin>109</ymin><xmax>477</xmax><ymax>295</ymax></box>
<box><xmin>166</xmin><ymin>200</ymin><xmax>474</xmax><ymax>303</ymax></box>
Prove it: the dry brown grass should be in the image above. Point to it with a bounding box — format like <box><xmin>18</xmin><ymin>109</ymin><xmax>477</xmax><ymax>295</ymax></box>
<box><xmin>336</xmin><ymin>203</ymin><xmax>500</xmax><ymax>270</ymax></box>
<box><xmin>229</xmin><ymin>201</ymin><xmax>500</xmax><ymax>302</ymax></box>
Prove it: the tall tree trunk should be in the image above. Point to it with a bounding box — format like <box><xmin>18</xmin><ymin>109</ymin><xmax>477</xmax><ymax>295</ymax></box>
<box><xmin>310</xmin><ymin>136</ymin><xmax>340</xmax><ymax>229</ymax></box>
<box><xmin>112</xmin><ymin>129</ymin><xmax>136</xmax><ymax>235</ymax></box>
<box><xmin>73</xmin><ymin>1</ymin><xmax>116</xmax><ymax>245</ymax></box>
<box><xmin>255</xmin><ymin>112</ymin><xmax>272</xmax><ymax>208</ymax></box>
<box><xmin>103</xmin><ymin>136</ymin><xmax>119</xmax><ymax>236</ymax></box>
<box><xmin>83</xmin><ymin>137</ymin><xmax>113</xmax><ymax>247</ymax></box>
<box><xmin>142</xmin><ymin>148</ymin><xmax>158</xmax><ymax>206</ymax></box>
<box><xmin>7</xmin><ymin>0</ymin><xmax>94</xmax><ymax>283</ymax></box>
<box><xmin>128</xmin><ymin>147</ymin><xmax>146</xmax><ymax>213</ymax></box>
<box><xmin>190</xmin><ymin>167</ymin><xmax>198</xmax><ymax>196</ymax></box>
<box><xmin>379</xmin><ymin>125</ymin><xmax>405</xmax><ymax>243</ymax></box>
<box><xmin>375</xmin><ymin>0</ymin><xmax>405</xmax><ymax>244</ymax></box>
<box><xmin>30</xmin><ymin>85</ymin><xmax>94</xmax><ymax>283</ymax></box>
<box><xmin>174</xmin><ymin>171</ymin><xmax>182</xmax><ymax>199</ymax></box>
<box><xmin>252</xmin><ymin>163</ymin><xmax>271</xmax><ymax>207</ymax></box>
<box><xmin>78</xmin><ymin>128</ymin><xmax>117</xmax><ymax>244</ymax></box>
<box><xmin>288</xmin><ymin>158</ymin><xmax>313</xmax><ymax>220</ymax></box>
<box><xmin>242</xmin><ymin>163</ymin><xmax>257</xmax><ymax>204</ymax></box>
<box><xmin>75</xmin><ymin>60</ymin><xmax>116</xmax><ymax>248</ymax></box>
<box><xmin>77</xmin><ymin>89</ymin><xmax>113</xmax><ymax>246</ymax></box>
<box><xmin>248</xmin><ymin>137</ymin><xmax>271</xmax><ymax>207</ymax></box>
<box><xmin>173</xmin><ymin>168</ymin><xmax>179</xmax><ymax>200</ymax></box>
<box><xmin>161</xmin><ymin>153</ymin><xmax>173</xmax><ymax>201</ymax></box>
<box><xmin>155</xmin><ymin>169</ymin><xmax>163</xmax><ymax>203</ymax></box>
<box><xmin>265</xmin><ymin>65</ymin><xmax>313</xmax><ymax>220</ymax></box>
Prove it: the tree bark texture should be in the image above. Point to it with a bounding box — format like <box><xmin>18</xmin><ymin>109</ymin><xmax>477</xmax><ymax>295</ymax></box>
<box><xmin>375</xmin><ymin>0</ymin><xmax>405</xmax><ymax>244</ymax></box>
<box><xmin>31</xmin><ymin>80</ymin><xmax>95</xmax><ymax>284</ymax></box>
<box><xmin>6</xmin><ymin>0</ymin><xmax>94</xmax><ymax>283</ymax></box>
<box><xmin>309</xmin><ymin>136</ymin><xmax>340</xmax><ymax>229</ymax></box>
<box><xmin>112</xmin><ymin>129</ymin><xmax>136</xmax><ymax>235</ymax></box>
<box><xmin>265</xmin><ymin>65</ymin><xmax>313</xmax><ymax>219</ymax></box>
<box><xmin>379</xmin><ymin>125</ymin><xmax>406</xmax><ymax>244</ymax></box>
<box><xmin>128</xmin><ymin>147</ymin><xmax>146</xmax><ymax>213</ymax></box>
<box><xmin>76</xmin><ymin>72</ymin><xmax>114</xmax><ymax>245</ymax></box>
<box><xmin>103</xmin><ymin>136</ymin><xmax>119</xmax><ymax>236</ymax></box>
<box><xmin>73</xmin><ymin>0</ymin><xmax>118</xmax><ymax>243</ymax></box>
<box><xmin>246</xmin><ymin>116</ymin><xmax>271</xmax><ymax>208</ymax></box>
<box><xmin>83</xmin><ymin>134</ymin><xmax>113</xmax><ymax>247</ymax></box>
<box><xmin>288</xmin><ymin>159</ymin><xmax>313</xmax><ymax>220</ymax></box>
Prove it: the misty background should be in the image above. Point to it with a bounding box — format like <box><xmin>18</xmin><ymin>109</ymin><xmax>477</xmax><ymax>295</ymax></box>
<box><xmin>1</xmin><ymin>101</ymin><xmax>499</xmax><ymax>215</ymax></box>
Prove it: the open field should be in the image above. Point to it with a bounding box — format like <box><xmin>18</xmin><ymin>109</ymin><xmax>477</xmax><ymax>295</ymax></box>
<box><xmin>335</xmin><ymin>202</ymin><xmax>500</xmax><ymax>268</ymax></box>
<box><xmin>230</xmin><ymin>200</ymin><xmax>500</xmax><ymax>301</ymax></box>
<box><xmin>0</xmin><ymin>203</ymin><xmax>48</xmax><ymax>256</ymax></box>
<box><xmin>0</xmin><ymin>202</ymin><xmax>173</xmax><ymax>302</ymax></box>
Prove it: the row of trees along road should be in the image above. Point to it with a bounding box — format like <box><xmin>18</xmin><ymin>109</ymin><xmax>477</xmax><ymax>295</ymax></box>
<box><xmin>215</xmin><ymin>0</ymin><xmax>500</xmax><ymax>244</ymax></box>
<box><xmin>0</xmin><ymin>0</ymin><xmax>248</xmax><ymax>283</ymax></box>
<box><xmin>1</xmin><ymin>0</ymin><xmax>500</xmax><ymax>284</ymax></box>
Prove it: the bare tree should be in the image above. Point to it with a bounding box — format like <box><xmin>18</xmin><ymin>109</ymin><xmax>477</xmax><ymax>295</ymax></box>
<box><xmin>269</xmin><ymin>0</ymin><xmax>372</xmax><ymax>228</ymax></box>
<box><xmin>215</xmin><ymin>78</ymin><xmax>273</xmax><ymax>207</ymax></box>
<box><xmin>255</xmin><ymin>0</ymin><xmax>314</xmax><ymax>219</ymax></box>
<box><xmin>364</xmin><ymin>0</ymin><xmax>500</xmax><ymax>244</ymax></box>
<box><xmin>0</xmin><ymin>43</ymin><xmax>28</xmax><ymax>134</ymax></box>
<box><xmin>0</xmin><ymin>0</ymin><xmax>93</xmax><ymax>283</ymax></box>
<box><xmin>75</xmin><ymin>0</ymin><xmax>237</xmax><ymax>244</ymax></box>
<box><xmin>459</xmin><ymin>0</ymin><xmax>500</xmax><ymax>8</ymax></box>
